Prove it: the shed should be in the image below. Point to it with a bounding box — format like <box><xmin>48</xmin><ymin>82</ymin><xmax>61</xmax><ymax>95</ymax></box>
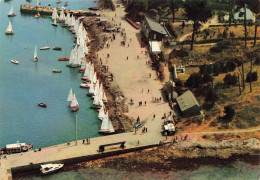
<box><xmin>149</xmin><ymin>41</ymin><xmax>162</xmax><ymax>54</ymax></box>
<box><xmin>141</xmin><ymin>16</ymin><xmax>170</xmax><ymax>41</ymax></box>
<box><xmin>176</xmin><ymin>90</ymin><xmax>201</xmax><ymax>117</ymax></box>
<box><xmin>164</xmin><ymin>80</ymin><xmax>176</xmax><ymax>101</ymax></box>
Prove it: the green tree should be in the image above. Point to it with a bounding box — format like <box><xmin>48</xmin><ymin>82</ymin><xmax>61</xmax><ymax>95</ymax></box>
<box><xmin>170</xmin><ymin>0</ymin><xmax>182</xmax><ymax>23</ymax></box>
<box><xmin>246</xmin><ymin>0</ymin><xmax>260</xmax><ymax>46</ymax></box>
<box><xmin>205</xmin><ymin>87</ymin><xmax>218</xmax><ymax>105</ymax></box>
<box><xmin>183</xmin><ymin>0</ymin><xmax>213</xmax><ymax>51</ymax></box>
<box><xmin>228</xmin><ymin>0</ymin><xmax>236</xmax><ymax>26</ymax></box>
<box><xmin>186</xmin><ymin>73</ymin><xmax>204</xmax><ymax>88</ymax></box>
<box><xmin>223</xmin><ymin>105</ymin><xmax>235</xmax><ymax>123</ymax></box>
<box><xmin>224</xmin><ymin>73</ymin><xmax>237</xmax><ymax>85</ymax></box>
<box><xmin>246</xmin><ymin>71</ymin><xmax>258</xmax><ymax>82</ymax></box>
<box><xmin>225</xmin><ymin>61</ymin><xmax>237</xmax><ymax>72</ymax></box>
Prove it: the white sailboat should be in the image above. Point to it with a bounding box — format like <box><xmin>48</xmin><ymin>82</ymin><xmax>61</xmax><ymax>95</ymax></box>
<box><xmin>70</xmin><ymin>93</ymin><xmax>79</xmax><ymax>112</ymax></box>
<box><xmin>98</xmin><ymin>112</ymin><xmax>115</xmax><ymax>134</ymax></box>
<box><xmin>52</xmin><ymin>16</ymin><xmax>58</xmax><ymax>26</ymax></box>
<box><xmin>67</xmin><ymin>88</ymin><xmax>73</xmax><ymax>102</ymax></box>
<box><xmin>5</xmin><ymin>21</ymin><xmax>14</xmax><ymax>35</ymax></box>
<box><xmin>87</xmin><ymin>81</ymin><xmax>95</xmax><ymax>97</ymax></box>
<box><xmin>58</xmin><ymin>8</ymin><xmax>66</xmax><ymax>23</ymax></box>
<box><xmin>8</xmin><ymin>5</ymin><xmax>16</xmax><ymax>17</ymax></box>
<box><xmin>34</xmin><ymin>45</ymin><xmax>38</xmax><ymax>62</ymax></box>
<box><xmin>98</xmin><ymin>104</ymin><xmax>105</xmax><ymax>120</ymax></box>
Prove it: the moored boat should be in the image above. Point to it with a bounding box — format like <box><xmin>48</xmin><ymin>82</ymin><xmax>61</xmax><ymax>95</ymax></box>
<box><xmin>5</xmin><ymin>21</ymin><xmax>14</xmax><ymax>35</ymax></box>
<box><xmin>38</xmin><ymin>102</ymin><xmax>47</xmax><ymax>107</ymax></box>
<box><xmin>1</xmin><ymin>141</ymin><xmax>33</xmax><ymax>154</ymax></box>
<box><xmin>34</xmin><ymin>45</ymin><xmax>38</xmax><ymax>62</ymax></box>
<box><xmin>98</xmin><ymin>112</ymin><xmax>115</xmax><ymax>134</ymax></box>
<box><xmin>70</xmin><ymin>93</ymin><xmax>79</xmax><ymax>112</ymax></box>
<box><xmin>35</xmin><ymin>12</ymin><xmax>40</xmax><ymax>18</ymax></box>
<box><xmin>58</xmin><ymin>57</ymin><xmax>69</xmax><ymax>61</ymax></box>
<box><xmin>11</xmin><ymin>59</ymin><xmax>19</xmax><ymax>64</ymax></box>
<box><xmin>40</xmin><ymin>46</ymin><xmax>50</xmax><ymax>50</ymax></box>
<box><xmin>8</xmin><ymin>5</ymin><xmax>16</xmax><ymax>17</ymax></box>
<box><xmin>52</xmin><ymin>69</ymin><xmax>62</xmax><ymax>73</ymax></box>
<box><xmin>64</xmin><ymin>1</ymin><xmax>69</xmax><ymax>6</ymax></box>
<box><xmin>72</xmin><ymin>106</ymin><xmax>79</xmax><ymax>112</ymax></box>
<box><xmin>80</xmin><ymin>83</ymin><xmax>90</xmax><ymax>88</ymax></box>
<box><xmin>40</xmin><ymin>164</ymin><xmax>64</xmax><ymax>175</ymax></box>
<box><xmin>53</xmin><ymin>47</ymin><xmax>62</xmax><ymax>50</ymax></box>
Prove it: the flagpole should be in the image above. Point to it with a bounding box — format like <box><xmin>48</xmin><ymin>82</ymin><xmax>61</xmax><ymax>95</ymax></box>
<box><xmin>76</xmin><ymin>114</ymin><xmax>77</xmax><ymax>145</ymax></box>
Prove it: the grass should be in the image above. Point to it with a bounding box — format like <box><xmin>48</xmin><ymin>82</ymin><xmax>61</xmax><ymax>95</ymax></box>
<box><xmin>235</xmin><ymin>106</ymin><xmax>260</xmax><ymax>128</ymax></box>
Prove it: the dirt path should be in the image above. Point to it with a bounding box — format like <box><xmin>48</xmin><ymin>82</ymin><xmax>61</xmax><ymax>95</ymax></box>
<box><xmin>179</xmin><ymin>15</ymin><xmax>218</xmax><ymax>42</ymax></box>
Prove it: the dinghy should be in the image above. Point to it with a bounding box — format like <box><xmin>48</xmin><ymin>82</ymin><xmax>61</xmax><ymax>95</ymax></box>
<box><xmin>8</xmin><ymin>5</ymin><xmax>16</xmax><ymax>17</ymax></box>
<box><xmin>34</xmin><ymin>45</ymin><xmax>38</xmax><ymax>62</ymax></box>
<box><xmin>11</xmin><ymin>59</ymin><xmax>19</xmax><ymax>64</ymax></box>
<box><xmin>40</xmin><ymin>164</ymin><xmax>63</xmax><ymax>175</ymax></box>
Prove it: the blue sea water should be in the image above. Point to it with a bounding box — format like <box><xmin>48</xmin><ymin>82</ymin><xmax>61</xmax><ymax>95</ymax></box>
<box><xmin>0</xmin><ymin>0</ymin><xmax>100</xmax><ymax>149</ymax></box>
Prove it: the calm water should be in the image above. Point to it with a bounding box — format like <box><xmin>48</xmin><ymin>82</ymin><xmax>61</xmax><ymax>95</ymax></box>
<box><xmin>0</xmin><ymin>0</ymin><xmax>99</xmax><ymax>149</ymax></box>
<box><xmin>1</xmin><ymin>0</ymin><xmax>259</xmax><ymax>179</ymax></box>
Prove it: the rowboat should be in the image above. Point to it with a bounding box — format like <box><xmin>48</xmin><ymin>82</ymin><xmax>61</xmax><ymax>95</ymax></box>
<box><xmin>40</xmin><ymin>46</ymin><xmax>50</xmax><ymax>50</ymax></box>
<box><xmin>11</xmin><ymin>59</ymin><xmax>19</xmax><ymax>64</ymax></box>
<box><xmin>58</xmin><ymin>57</ymin><xmax>69</xmax><ymax>61</ymax></box>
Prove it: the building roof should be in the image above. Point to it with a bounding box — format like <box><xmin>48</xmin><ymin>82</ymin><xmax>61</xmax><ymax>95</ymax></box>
<box><xmin>149</xmin><ymin>41</ymin><xmax>162</xmax><ymax>53</ymax></box>
<box><xmin>176</xmin><ymin>90</ymin><xmax>200</xmax><ymax>112</ymax></box>
<box><xmin>144</xmin><ymin>16</ymin><xmax>167</xmax><ymax>35</ymax></box>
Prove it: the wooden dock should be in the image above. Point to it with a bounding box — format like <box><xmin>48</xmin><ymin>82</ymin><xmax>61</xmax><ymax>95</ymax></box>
<box><xmin>20</xmin><ymin>5</ymin><xmax>98</xmax><ymax>16</ymax></box>
<box><xmin>0</xmin><ymin>131</ymin><xmax>164</xmax><ymax>180</ymax></box>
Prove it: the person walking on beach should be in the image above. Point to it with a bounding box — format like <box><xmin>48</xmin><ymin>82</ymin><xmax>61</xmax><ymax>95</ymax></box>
<box><xmin>153</xmin><ymin>114</ymin><xmax>156</xmax><ymax>119</ymax></box>
<box><xmin>144</xmin><ymin>101</ymin><xmax>146</xmax><ymax>106</ymax></box>
<box><xmin>147</xmin><ymin>89</ymin><xmax>149</xmax><ymax>93</ymax></box>
<box><xmin>83</xmin><ymin>139</ymin><xmax>85</xmax><ymax>144</ymax></box>
<box><xmin>127</xmin><ymin>56</ymin><xmax>128</xmax><ymax>60</ymax></box>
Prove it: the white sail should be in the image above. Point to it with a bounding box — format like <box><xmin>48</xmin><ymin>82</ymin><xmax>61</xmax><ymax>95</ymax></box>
<box><xmin>70</xmin><ymin>94</ymin><xmax>79</xmax><ymax>107</ymax></box>
<box><xmin>5</xmin><ymin>21</ymin><xmax>13</xmax><ymax>34</ymax></box>
<box><xmin>99</xmin><ymin>83</ymin><xmax>103</xmax><ymax>103</ymax></box>
<box><xmin>37</xmin><ymin>0</ymin><xmax>40</xmax><ymax>7</ymax></box>
<box><xmin>68</xmin><ymin>48</ymin><xmax>74</xmax><ymax>65</ymax></box>
<box><xmin>67</xmin><ymin>88</ymin><xmax>73</xmax><ymax>101</ymax></box>
<box><xmin>98</xmin><ymin>104</ymin><xmax>105</xmax><ymax>120</ymax></box>
<box><xmin>92</xmin><ymin>72</ymin><xmax>97</xmax><ymax>84</ymax></box>
<box><xmin>93</xmin><ymin>91</ymin><xmax>99</xmax><ymax>105</ymax></box>
<box><xmin>8</xmin><ymin>5</ymin><xmax>13</xmax><ymax>15</ymax></box>
<box><xmin>34</xmin><ymin>45</ymin><xmax>38</xmax><ymax>61</ymax></box>
<box><xmin>103</xmin><ymin>91</ymin><xmax>107</xmax><ymax>102</ymax></box>
<box><xmin>99</xmin><ymin>112</ymin><xmax>115</xmax><ymax>133</ymax></box>
<box><xmin>52</xmin><ymin>7</ymin><xmax>57</xmax><ymax>20</ymax></box>
<box><xmin>59</xmin><ymin>9</ymin><xmax>66</xmax><ymax>21</ymax></box>
<box><xmin>93</xmin><ymin>79</ymin><xmax>99</xmax><ymax>97</ymax></box>
<box><xmin>53</xmin><ymin>16</ymin><xmax>57</xmax><ymax>25</ymax></box>
<box><xmin>89</xmin><ymin>81</ymin><xmax>95</xmax><ymax>94</ymax></box>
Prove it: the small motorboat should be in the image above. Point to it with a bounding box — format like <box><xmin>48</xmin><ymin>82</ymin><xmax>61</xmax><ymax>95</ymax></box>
<box><xmin>71</xmin><ymin>106</ymin><xmax>79</xmax><ymax>112</ymax></box>
<box><xmin>38</xmin><ymin>102</ymin><xmax>47</xmax><ymax>107</ymax></box>
<box><xmin>52</xmin><ymin>69</ymin><xmax>62</xmax><ymax>73</ymax></box>
<box><xmin>53</xmin><ymin>47</ymin><xmax>62</xmax><ymax>50</ymax></box>
<box><xmin>58</xmin><ymin>57</ymin><xmax>69</xmax><ymax>61</ymax></box>
<box><xmin>40</xmin><ymin>164</ymin><xmax>64</xmax><ymax>175</ymax></box>
<box><xmin>80</xmin><ymin>83</ymin><xmax>90</xmax><ymax>88</ymax></box>
<box><xmin>56</xmin><ymin>0</ymin><xmax>62</xmax><ymax>3</ymax></box>
<box><xmin>35</xmin><ymin>12</ymin><xmax>40</xmax><ymax>18</ymax></box>
<box><xmin>64</xmin><ymin>1</ymin><xmax>69</xmax><ymax>6</ymax></box>
<box><xmin>40</xmin><ymin>46</ymin><xmax>50</xmax><ymax>50</ymax></box>
<box><xmin>11</xmin><ymin>59</ymin><xmax>19</xmax><ymax>64</ymax></box>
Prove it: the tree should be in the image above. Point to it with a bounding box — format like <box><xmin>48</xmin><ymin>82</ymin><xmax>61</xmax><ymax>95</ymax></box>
<box><xmin>246</xmin><ymin>0</ymin><xmax>260</xmax><ymax>46</ymax></box>
<box><xmin>235</xmin><ymin>0</ymin><xmax>250</xmax><ymax>48</ymax></box>
<box><xmin>246</xmin><ymin>71</ymin><xmax>258</xmax><ymax>82</ymax></box>
<box><xmin>223</xmin><ymin>105</ymin><xmax>235</xmax><ymax>123</ymax></box>
<box><xmin>224</xmin><ymin>73</ymin><xmax>237</xmax><ymax>85</ymax></box>
<box><xmin>170</xmin><ymin>0</ymin><xmax>182</xmax><ymax>23</ymax></box>
<box><xmin>228</xmin><ymin>0</ymin><xmax>236</xmax><ymax>26</ymax></box>
<box><xmin>206</xmin><ymin>87</ymin><xmax>218</xmax><ymax>105</ymax></box>
<box><xmin>183</xmin><ymin>0</ymin><xmax>213</xmax><ymax>51</ymax></box>
<box><xmin>225</xmin><ymin>61</ymin><xmax>237</xmax><ymax>72</ymax></box>
<box><xmin>203</xmin><ymin>73</ymin><xmax>213</xmax><ymax>83</ymax></box>
<box><xmin>186</xmin><ymin>73</ymin><xmax>204</xmax><ymax>88</ymax></box>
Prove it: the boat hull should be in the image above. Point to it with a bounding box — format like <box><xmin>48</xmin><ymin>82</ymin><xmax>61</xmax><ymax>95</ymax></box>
<box><xmin>71</xmin><ymin>106</ymin><xmax>79</xmax><ymax>112</ymax></box>
<box><xmin>58</xmin><ymin>58</ymin><xmax>69</xmax><ymax>61</ymax></box>
<box><xmin>8</xmin><ymin>14</ymin><xmax>16</xmax><ymax>17</ymax></box>
<box><xmin>5</xmin><ymin>32</ymin><xmax>14</xmax><ymax>35</ymax></box>
<box><xmin>90</xmin><ymin>105</ymin><xmax>102</xmax><ymax>109</ymax></box>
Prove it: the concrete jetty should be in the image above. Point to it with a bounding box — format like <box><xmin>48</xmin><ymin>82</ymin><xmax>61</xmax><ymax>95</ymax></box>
<box><xmin>0</xmin><ymin>130</ymin><xmax>165</xmax><ymax>180</ymax></box>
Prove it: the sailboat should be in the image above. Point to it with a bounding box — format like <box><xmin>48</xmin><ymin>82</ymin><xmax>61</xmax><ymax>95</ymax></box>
<box><xmin>98</xmin><ymin>104</ymin><xmax>105</xmax><ymax>120</ymax></box>
<box><xmin>52</xmin><ymin>17</ymin><xmax>58</xmax><ymax>26</ymax></box>
<box><xmin>8</xmin><ymin>5</ymin><xmax>16</xmax><ymax>17</ymax></box>
<box><xmin>5</xmin><ymin>21</ymin><xmax>14</xmax><ymax>35</ymax></box>
<box><xmin>98</xmin><ymin>112</ymin><xmax>115</xmax><ymax>134</ymax></box>
<box><xmin>67</xmin><ymin>88</ymin><xmax>73</xmax><ymax>106</ymax></box>
<box><xmin>70</xmin><ymin>94</ymin><xmax>79</xmax><ymax>112</ymax></box>
<box><xmin>34</xmin><ymin>45</ymin><xmax>38</xmax><ymax>62</ymax></box>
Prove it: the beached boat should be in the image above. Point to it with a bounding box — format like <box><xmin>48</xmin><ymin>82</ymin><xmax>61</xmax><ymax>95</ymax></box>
<box><xmin>70</xmin><ymin>94</ymin><xmax>79</xmax><ymax>112</ymax></box>
<box><xmin>40</xmin><ymin>164</ymin><xmax>64</xmax><ymax>175</ymax></box>
<box><xmin>8</xmin><ymin>5</ymin><xmax>16</xmax><ymax>17</ymax></box>
<box><xmin>40</xmin><ymin>46</ymin><xmax>50</xmax><ymax>50</ymax></box>
<box><xmin>35</xmin><ymin>12</ymin><xmax>40</xmax><ymax>18</ymax></box>
<box><xmin>5</xmin><ymin>21</ymin><xmax>14</xmax><ymax>35</ymax></box>
<box><xmin>34</xmin><ymin>45</ymin><xmax>38</xmax><ymax>62</ymax></box>
<box><xmin>38</xmin><ymin>102</ymin><xmax>47</xmax><ymax>107</ymax></box>
<box><xmin>98</xmin><ymin>112</ymin><xmax>115</xmax><ymax>134</ymax></box>
<box><xmin>58</xmin><ymin>57</ymin><xmax>69</xmax><ymax>61</ymax></box>
<box><xmin>11</xmin><ymin>59</ymin><xmax>19</xmax><ymax>64</ymax></box>
<box><xmin>56</xmin><ymin>0</ymin><xmax>62</xmax><ymax>3</ymax></box>
<box><xmin>0</xmin><ymin>141</ymin><xmax>33</xmax><ymax>154</ymax></box>
<box><xmin>52</xmin><ymin>69</ymin><xmax>62</xmax><ymax>73</ymax></box>
<box><xmin>52</xmin><ymin>17</ymin><xmax>58</xmax><ymax>26</ymax></box>
<box><xmin>53</xmin><ymin>47</ymin><xmax>62</xmax><ymax>50</ymax></box>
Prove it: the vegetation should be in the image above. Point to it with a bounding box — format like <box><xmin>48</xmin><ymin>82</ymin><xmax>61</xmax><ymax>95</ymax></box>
<box><xmin>183</xmin><ymin>0</ymin><xmax>213</xmax><ymax>51</ymax></box>
<box><xmin>222</xmin><ymin>105</ymin><xmax>235</xmax><ymax>123</ymax></box>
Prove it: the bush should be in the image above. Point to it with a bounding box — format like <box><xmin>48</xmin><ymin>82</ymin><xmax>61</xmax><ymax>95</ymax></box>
<box><xmin>246</xmin><ymin>71</ymin><xmax>258</xmax><ymax>82</ymax></box>
<box><xmin>205</xmin><ymin>87</ymin><xmax>218</xmax><ymax>103</ymax></box>
<box><xmin>200</xmin><ymin>64</ymin><xmax>213</xmax><ymax>75</ymax></box>
<box><xmin>203</xmin><ymin>73</ymin><xmax>213</xmax><ymax>83</ymax></box>
<box><xmin>210</xmin><ymin>40</ymin><xmax>232</xmax><ymax>53</ymax></box>
<box><xmin>255</xmin><ymin>56</ymin><xmax>260</xmax><ymax>65</ymax></box>
<box><xmin>223</xmin><ymin>73</ymin><xmax>237</xmax><ymax>85</ymax></box>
